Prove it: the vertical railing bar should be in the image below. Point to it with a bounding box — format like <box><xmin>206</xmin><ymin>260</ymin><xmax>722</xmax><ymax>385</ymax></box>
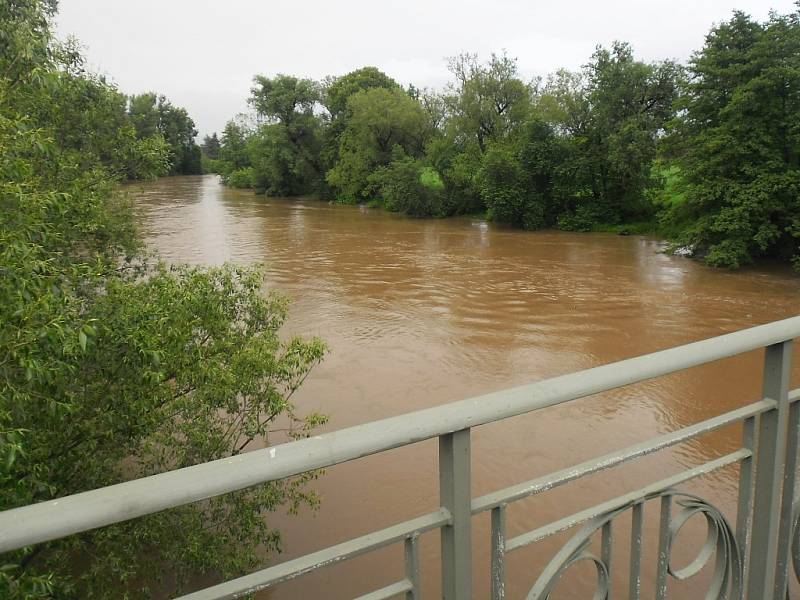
<box><xmin>775</xmin><ymin>387</ymin><xmax>800</xmax><ymax>598</ymax></box>
<box><xmin>439</xmin><ymin>429</ymin><xmax>472</xmax><ymax>600</ymax></box>
<box><xmin>490</xmin><ymin>504</ymin><xmax>506</xmax><ymax>600</ymax></box>
<box><xmin>735</xmin><ymin>415</ymin><xmax>755</xmax><ymax>590</ymax></box>
<box><xmin>748</xmin><ymin>340</ymin><xmax>793</xmax><ymax>599</ymax></box>
<box><xmin>404</xmin><ymin>535</ymin><xmax>420</xmax><ymax>600</ymax></box>
<box><xmin>628</xmin><ymin>501</ymin><xmax>644</xmax><ymax>600</ymax></box>
<box><xmin>655</xmin><ymin>494</ymin><xmax>672</xmax><ymax>600</ymax></box>
<box><xmin>601</xmin><ymin>520</ymin><xmax>613</xmax><ymax>600</ymax></box>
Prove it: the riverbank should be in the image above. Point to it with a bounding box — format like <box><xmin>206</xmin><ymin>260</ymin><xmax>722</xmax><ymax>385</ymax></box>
<box><xmin>198</xmin><ymin>172</ymin><xmax>799</xmax><ymax>275</ymax></box>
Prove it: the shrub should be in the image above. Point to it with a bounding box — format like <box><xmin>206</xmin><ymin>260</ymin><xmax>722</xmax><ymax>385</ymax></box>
<box><xmin>222</xmin><ymin>167</ymin><xmax>255</xmax><ymax>189</ymax></box>
<box><xmin>369</xmin><ymin>157</ymin><xmax>444</xmax><ymax>217</ymax></box>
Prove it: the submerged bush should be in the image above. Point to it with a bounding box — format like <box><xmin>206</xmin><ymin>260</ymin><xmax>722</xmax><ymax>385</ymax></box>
<box><xmin>222</xmin><ymin>167</ymin><xmax>255</xmax><ymax>188</ymax></box>
<box><xmin>369</xmin><ymin>157</ymin><xmax>445</xmax><ymax>217</ymax></box>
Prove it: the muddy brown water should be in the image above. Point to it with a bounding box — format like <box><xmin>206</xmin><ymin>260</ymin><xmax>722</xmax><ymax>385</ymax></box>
<box><xmin>131</xmin><ymin>175</ymin><xmax>800</xmax><ymax>599</ymax></box>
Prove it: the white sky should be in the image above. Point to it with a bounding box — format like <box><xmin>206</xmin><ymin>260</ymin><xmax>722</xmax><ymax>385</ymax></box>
<box><xmin>55</xmin><ymin>0</ymin><xmax>797</xmax><ymax>138</ymax></box>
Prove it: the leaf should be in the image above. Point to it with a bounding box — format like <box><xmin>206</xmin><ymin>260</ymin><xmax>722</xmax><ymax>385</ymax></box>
<box><xmin>5</xmin><ymin>446</ymin><xmax>15</xmax><ymax>470</ymax></box>
<box><xmin>78</xmin><ymin>329</ymin><xmax>87</xmax><ymax>351</ymax></box>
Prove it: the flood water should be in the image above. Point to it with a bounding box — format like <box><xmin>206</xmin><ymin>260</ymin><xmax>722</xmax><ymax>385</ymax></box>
<box><xmin>132</xmin><ymin>175</ymin><xmax>800</xmax><ymax>599</ymax></box>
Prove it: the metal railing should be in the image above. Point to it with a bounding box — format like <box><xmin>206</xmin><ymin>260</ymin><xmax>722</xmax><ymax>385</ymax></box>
<box><xmin>2</xmin><ymin>316</ymin><xmax>800</xmax><ymax>599</ymax></box>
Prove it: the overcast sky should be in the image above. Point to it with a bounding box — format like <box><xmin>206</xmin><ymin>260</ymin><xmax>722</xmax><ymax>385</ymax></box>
<box><xmin>55</xmin><ymin>0</ymin><xmax>796</xmax><ymax>138</ymax></box>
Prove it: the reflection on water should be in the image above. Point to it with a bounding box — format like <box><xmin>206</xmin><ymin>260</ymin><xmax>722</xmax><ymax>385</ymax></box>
<box><xmin>131</xmin><ymin>175</ymin><xmax>800</xmax><ymax>599</ymax></box>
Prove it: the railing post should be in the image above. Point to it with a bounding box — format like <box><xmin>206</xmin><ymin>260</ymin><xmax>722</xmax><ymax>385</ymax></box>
<box><xmin>774</xmin><ymin>378</ymin><xmax>800</xmax><ymax>597</ymax></box>
<box><xmin>490</xmin><ymin>504</ymin><xmax>506</xmax><ymax>600</ymax></box>
<box><xmin>655</xmin><ymin>494</ymin><xmax>672</xmax><ymax>600</ymax></box>
<box><xmin>440</xmin><ymin>428</ymin><xmax>472</xmax><ymax>600</ymax></box>
<box><xmin>747</xmin><ymin>340</ymin><xmax>793</xmax><ymax>599</ymax></box>
<box><xmin>405</xmin><ymin>535</ymin><xmax>420</xmax><ymax>600</ymax></box>
<box><xmin>628</xmin><ymin>501</ymin><xmax>644</xmax><ymax>600</ymax></box>
<box><xmin>736</xmin><ymin>416</ymin><xmax>755</xmax><ymax>588</ymax></box>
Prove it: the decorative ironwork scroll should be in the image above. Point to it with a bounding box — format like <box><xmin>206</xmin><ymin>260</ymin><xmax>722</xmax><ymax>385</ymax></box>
<box><xmin>527</xmin><ymin>490</ymin><xmax>742</xmax><ymax>600</ymax></box>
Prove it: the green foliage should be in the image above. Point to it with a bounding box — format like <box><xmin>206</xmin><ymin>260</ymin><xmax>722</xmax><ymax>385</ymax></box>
<box><xmin>664</xmin><ymin>9</ymin><xmax>800</xmax><ymax>268</ymax></box>
<box><xmin>246</xmin><ymin>75</ymin><xmax>323</xmax><ymax>195</ymax></box>
<box><xmin>536</xmin><ymin>43</ymin><xmax>681</xmax><ymax>227</ymax></box>
<box><xmin>125</xmin><ymin>134</ymin><xmax>172</xmax><ymax>180</ymax></box>
<box><xmin>369</xmin><ymin>156</ymin><xmax>444</xmax><ymax>217</ymax></box>
<box><xmin>1</xmin><ymin>2</ymin><xmax>327</xmax><ymax>597</ymax></box>
<box><xmin>201</xmin><ymin>155</ymin><xmax>222</xmax><ymax>174</ymax></box>
<box><xmin>419</xmin><ymin>166</ymin><xmax>444</xmax><ymax>191</ymax></box>
<box><xmin>478</xmin><ymin>120</ymin><xmax>565</xmax><ymax>230</ymax></box>
<box><xmin>478</xmin><ymin>143</ymin><xmax>530</xmax><ymax>227</ymax></box>
<box><xmin>322</xmin><ymin>67</ymin><xmax>399</xmax><ymax>121</ymax></box>
<box><xmin>128</xmin><ymin>92</ymin><xmax>203</xmax><ymax>175</ymax></box>
<box><xmin>556</xmin><ymin>203</ymin><xmax>610</xmax><ymax>232</ymax></box>
<box><xmin>0</xmin><ymin>0</ymin><xmax>58</xmax><ymax>86</ymax></box>
<box><xmin>201</xmin><ymin>132</ymin><xmax>221</xmax><ymax>159</ymax></box>
<box><xmin>212</xmin><ymin>6</ymin><xmax>800</xmax><ymax>270</ymax></box>
<box><xmin>218</xmin><ymin>120</ymin><xmax>252</xmax><ymax>174</ymax></box>
<box><xmin>425</xmin><ymin>137</ymin><xmax>484</xmax><ymax>215</ymax></box>
<box><xmin>247</xmin><ymin>121</ymin><xmax>321</xmax><ymax>196</ymax></box>
<box><xmin>251</xmin><ymin>74</ymin><xmax>318</xmax><ymax>124</ymax></box>
<box><xmin>646</xmin><ymin>161</ymin><xmax>689</xmax><ymax>237</ymax></box>
<box><xmin>445</xmin><ymin>52</ymin><xmax>533</xmax><ymax>152</ymax></box>
<box><xmin>587</xmin><ymin>43</ymin><xmax>682</xmax><ymax>221</ymax></box>
<box><xmin>320</xmin><ymin>67</ymin><xmax>400</xmax><ymax>181</ymax></box>
<box><xmin>223</xmin><ymin>166</ymin><xmax>256</xmax><ymax>188</ymax></box>
<box><xmin>327</xmin><ymin>87</ymin><xmax>431</xmax><ymax>202</ymax></box>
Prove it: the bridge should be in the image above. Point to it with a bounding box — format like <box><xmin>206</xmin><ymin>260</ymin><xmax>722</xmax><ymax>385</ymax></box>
<box><xmin>2</xmin><ymin>316</ymin><xmax>800</xmax><ymax>599</ymax></box>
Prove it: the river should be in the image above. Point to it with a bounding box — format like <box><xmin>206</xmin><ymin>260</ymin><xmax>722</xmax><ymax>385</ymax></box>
<box><xmin>131</xmin><ymin>175</ymin><xmax>800</xmax><ymax>599</ymax></box>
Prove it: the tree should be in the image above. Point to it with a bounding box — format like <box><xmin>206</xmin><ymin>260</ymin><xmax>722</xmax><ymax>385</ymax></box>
<box><xmin>533</xmin><ymin>70</ymin><xmax>595</xmax><ymax>226</ymax></box>
<box><xmin>216</xmin><ymin>118</ymin><xmax>254</xmax><ymax>185</ymax></box>
<box><xmin>128</xmin><ymin>92</ymin><xmax>203</xmax><ymax>175</ymax></box>
<box><xmin>584</xmin><ymin>42</ymin><xmax>681</xmax><ymax>222</ymax></box>
<box><xmin>0</xmin><ymin>0</ymin><xmax>57</xmax><ymax>87</ymax></box>
<box><xmin>1</xmin><ymin>3</ymin><xmax>327</xmax><ymax>597</ymax></box>
<box><xmin>478</xmin><ymin>120</ymin><xmax>564</xmax><ymax>229</ymax></box>
<box><xmin>426</xmin><ymin>53</ymin><xmax>533</xmax><ymax>216</ymax></box>
<box><xmin>665</xmin><ymin>9</ymin><xmax>800</xmax><ymax>268</ymax></box>
<box><xmin>445</xmin><ymin>52</ymin><xmax>533</xmax><ymax>152</ymax></box>
<box><xmin>322</xmin><ymin>67</ymin><xmax>399</xmax><ymax>121</ymax></box>
<box><xmin>251</xmin><ymin>74</ymin><xmax>318</xmax><ymax>126</ymax></box>
<box><xmin>424</xmin><ymin>134</ymin><xmax>484</xmax><ymax>216</ymax></box>
<box><xmin>320</xmin><ymin>67</ymin><xmax>400</xmax><ymax>186</ymax></box>
<box><xmin>205</xmin><ymin>8</ymin><xmax>799</xmax><ymax>268</ymax></box>
<box><xmin>202</xmin><ymin>133</ymin><xmax>221</xmax><ymax>159</ymax></box>
<box><xmin>219</xmin><ymin>119</ymin><xmax>252</xmax><ymax>172</ymax></box>
<box><xmin>128</xmin><ymin>92</ymin><xmax>161</xmax><ymax>138</ymax></box>
<box><xmin>326</xmin><ymin>87</ymin><xmax>431</xmax><ymax>202</ymax></box>
<box><xmin>534</xmin><ymin>44</ymin><xmax>681</xmax><ymax>229</ymax></box>
<box><xmin>155</xmin><ymin>97</ymin><xmax>202</xmax><ymax>175</ymax></box>
<box><xmin>248</xmin><ymin>75</ymin><xmax>323</xmax><ymax>195</ymax></box>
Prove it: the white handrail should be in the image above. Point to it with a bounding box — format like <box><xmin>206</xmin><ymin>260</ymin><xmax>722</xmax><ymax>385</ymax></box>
<box><xmin>1</xmin><ymin>315</ymin><xmax>799</xmax><ymax>553</ymax></box>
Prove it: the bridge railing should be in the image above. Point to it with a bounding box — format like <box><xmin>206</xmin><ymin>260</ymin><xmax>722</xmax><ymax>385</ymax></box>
<box><xmin>2</xmin><ymin>316</ymin><xmax>800</xmax><ymax>599</ymax></box>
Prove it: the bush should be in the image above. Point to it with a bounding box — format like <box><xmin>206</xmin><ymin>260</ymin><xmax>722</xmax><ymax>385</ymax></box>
<box><xmin>369</xmin><ymin>157</ymin><xmax>444</xmax><ymax>217</ymax></box>
<box><xmin>222</xmin><ymin>167</ymin><xmax>255</xmax><ymax>188</ymax></box>
<box><xmin>557</xmin><ymin>202</ymin><xmax>611</xmax><ymax>232</ymax></box>
<box><xmin>201</xmin><ymin>155</ymin><xmax>222</xmax><ymax>174</ymax></box>
<box><xmin>477</xmin><ymin>143</ymin><xmax>547</xmax><ymax>230</ymax></box>
<box><xmin>426</xmin><ymin>138</ymin><xmax>484</xmax><ymax>216</ymax></box>
<box><xmin>1</xmin><ymin>4</ymin><xmax>327</xmax><ymax>597</ymax></box>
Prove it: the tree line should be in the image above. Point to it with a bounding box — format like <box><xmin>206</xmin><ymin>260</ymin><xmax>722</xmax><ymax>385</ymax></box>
<box><xmin>205</xmin><ymin>6</ymin><xmax>800</xmax><ymax>270</ymax></box>
<box><xmin>0</xmin><ymin>18</ymin><xmax>203</xmax><ymax>185</ymax></box>
<box><xmin>1</xmin><ymin>1</ymin><xmax>325</xmax><ymax>598</ymax></box>
<box><xmin>128</xmin><ymin>92</ymin><xmax>203</xmax><ymax>176</ymax></box>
